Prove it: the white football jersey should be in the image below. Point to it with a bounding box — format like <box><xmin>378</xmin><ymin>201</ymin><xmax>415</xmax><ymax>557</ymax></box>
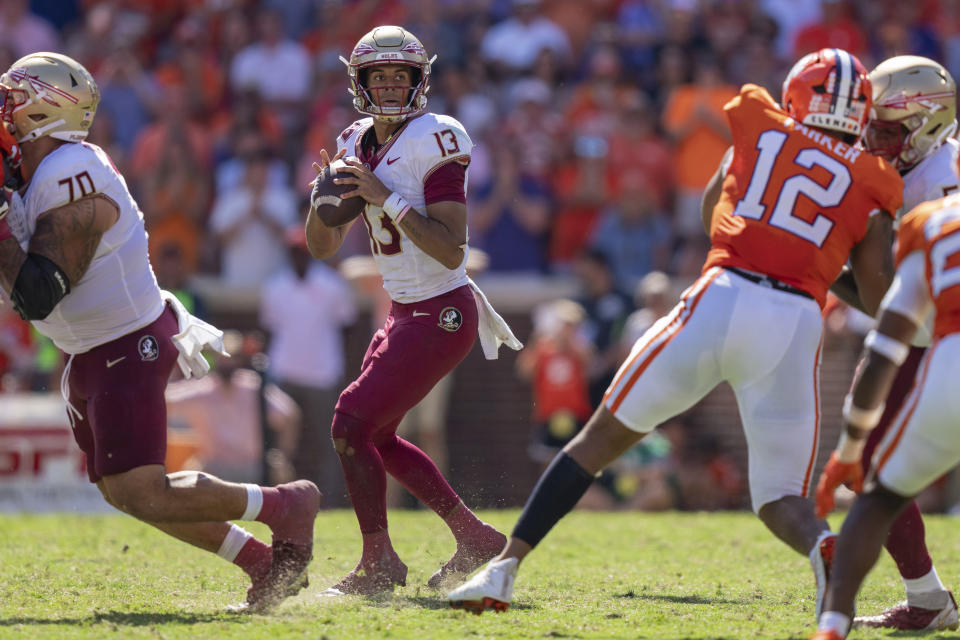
<box><xmin>7</xmin><ymin>142</ymin><xmax>163</xmax><ymax>354</ymax></box>
<box><xmin>901</xmin><ymin>138</ymin><xmax>960</xmax><ymax>215</ymax></box>
<box><xmin>898</xmin><ymin>137</ymin><xmax>960</xmax><ymax>347</ymax></box>
<box><xmin>337</xmin><ymin>113</ymin><xmax>471</xmax><ymax>303</ymax></box>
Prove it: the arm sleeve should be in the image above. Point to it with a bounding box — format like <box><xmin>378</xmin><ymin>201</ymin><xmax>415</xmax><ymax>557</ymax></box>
<box><xmin>424</xmin><ymin>160</ymin><xmax>468</xmax><ymax>205</ymax></box>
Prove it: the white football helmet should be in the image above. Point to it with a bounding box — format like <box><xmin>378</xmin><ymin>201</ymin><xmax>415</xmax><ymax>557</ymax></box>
<box><xmin>864</xmin><ymin>55</ymin><xmax>957</xmax><ymax>171</ymax></box>
<box><xmin>0</xmin><ymin>52</ymin><xmax>100</xmax><ymax>143</ymax></box>
<box><xmin>340</xmin><ymin>25</ymin><xmax>436</xmax><ymax>123</ymax></box>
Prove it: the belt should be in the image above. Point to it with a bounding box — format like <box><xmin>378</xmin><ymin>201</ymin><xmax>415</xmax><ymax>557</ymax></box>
<box><xmin>725</xmin><ymin>266</ymin><xmax>814</xmax><ymax>301</ymax></box>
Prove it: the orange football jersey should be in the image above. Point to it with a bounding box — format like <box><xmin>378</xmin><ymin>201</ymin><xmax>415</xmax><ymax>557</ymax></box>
<box><xmin>704</xmin><ymin>84</ymin><xmax>903</xmax><ymax>306</ymax></box>
<box><xmin>896</xmin><ymin>196</ymin><xmax>960</xmax><ymax>338</ymax></box>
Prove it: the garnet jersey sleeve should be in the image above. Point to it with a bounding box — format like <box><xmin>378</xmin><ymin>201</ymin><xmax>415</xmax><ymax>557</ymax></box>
<box><xmin>895</xmin><ymin>196</ymin><xmax>960</xmax><ymax>337</ymax></box>
<box><xmin>704</xmin><ymin>83</ymin><xmax>903</xmax><ymax>306</ymax></box>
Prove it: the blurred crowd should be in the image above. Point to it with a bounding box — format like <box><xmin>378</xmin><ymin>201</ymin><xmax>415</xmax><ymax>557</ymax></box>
<box><xmin>0</xmin><ymin>0</ymin><xmax>958</xmax><ymax>509</ymax></box>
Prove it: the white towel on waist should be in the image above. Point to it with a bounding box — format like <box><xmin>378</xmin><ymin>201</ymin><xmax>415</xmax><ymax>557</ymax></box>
<box><xmin>161</xmin><ymin>290</ymin><xmax>229</xmax><ymax>379</ymax></box>
<box><xmin>467</xmin><ymin>277</ymin><xmax>523</xmax><ymax>360</ymax></box>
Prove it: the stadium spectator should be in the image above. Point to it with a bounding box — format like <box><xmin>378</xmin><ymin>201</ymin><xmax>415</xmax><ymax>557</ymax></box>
<box><xmin>605</xmin><ymin>89</ymin><xmax>673</xmax><ymax>211</ymax></box>
<box><xmin>0</xmin><ymin>52</ymin><xmax>319</xmax><ymax>612</ymax></box>
<box><xmin>209</xmin><ymin>150</ymin><xmax>297</xmax><ymax>286</ymax></box>
<box><xmin>480</xmin><ymin>0</ymin><xmax>571</xmax><ymax>77</ymax></box>
<box><xmin>516</xmin><ymin>298</ymin><xmax>593</xmax><ymax>467</ymax></box>
<box><xmin>0</xmin><ymin>0</ymin><xmax>59</xmax><ymax>58</ymax></box>
<box><xmin>589</xmin><ymin>169</ymin><xmax>673</xmax><ymax>293</ymax></box>
<box><xmin>469</xmin><ymin>143</ymin><xmax>551</xmax><ymax>274</ymax></box>
<box><xmin>619</xmin><ymin>270</ymin><xmax>676</xmax><ymax>356</ymax></box>
<box><xmin>165</xmin><ymin>330</ymin><xmax>300</xmax><ymax>484</ymax></box>
<box><xmin>792</xmin><ymin>0</ymin><xmax>868</xmax><ymax>61</ymax></box>
<box><xmin>139</xmin><ymin>126</ymin><xmax>210</xmax><ymax>274</ymax></box>
<box><xmin>229</xmin><ymin>7</ymin><xmax>311</xmax><ymax>135</ymax></box>
<box><xmin>305</xmin><ymin>26</ymin><xmax>520</xmax><ymax>595</ymax></box>
<box><xmin>573</xmin><ymin>249</ymin><xmax>633</xmax><ymax>407</ymax></box>
<box><xmin>549</xmin><ymin>136</ymin><xmax>614</xmax><ymax>267</ymax></box>
<box><xmin>260</xmin><ymin>228</ymin><xmax>356</xmax><ymax>507</ymax></box>
<box><xmin>661</xmin><ymin>53</ymin><xmax>736</xmax><ymax>240</ymax></box>
<box><xmin>94</xmin><ymin>48</ymin><xmax>158</xmax><ymax>156</ymax></box>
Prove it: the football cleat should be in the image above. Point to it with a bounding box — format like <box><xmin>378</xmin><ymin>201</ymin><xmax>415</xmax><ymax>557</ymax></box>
<box><xmin>447</xmin><ymin>557</ymin><xmax>518</xmax><ymax>615</ymax></box>
<box><xmin>854</xmin><ymin>590</ymin><xmax>959</xmax><ymax>630</ymax></box>
<box><xmin>428</xmin><ymin>523</ymin><xmax>506</xmax><ymax>589</ymax></box>
<box><xmin>226</xmin><ymin>569</ymin><xmax>309</xmax><ymax>614</ymax></box>
<box><xmin>810</xmin><ymin>532</ymin><xmax>837</xmax><ymax>618</ymax></box>
<box><xmin>320</xmin><ymin>551</ymin><xmax>408</xmax><ymax>597</ymax></box>
<box><xmin>808</xmin><ymin>630</ymin><xmax>845</xmax><ymax>640</ymax></box>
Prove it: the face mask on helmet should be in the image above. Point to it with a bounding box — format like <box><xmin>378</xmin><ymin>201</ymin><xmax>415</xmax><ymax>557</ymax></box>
<box><xmin>782</xmin><ymin>48</ymin><xmax>871</xmax><ymax>143</ymax></box>
<box><xmin>357</xmin><ymin>64</ymin><xmax>423</xmax><ymax>120</ymax></box>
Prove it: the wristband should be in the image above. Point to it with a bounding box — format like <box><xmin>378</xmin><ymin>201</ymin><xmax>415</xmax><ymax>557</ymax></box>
<box><xmin>864</xmin><ymin>330</ymin><xmax>910</xmax><ymax>366</ymax></box>
<box><xmin>835</xmin><ymin>430</ymin><xmax>866</xmax><ymax>464</ymax></box>
<box><xmin>394</xmin><ymin>204</ymin><xmax>412</xmax><ymax>224</ymax></box>
<box><xmin>382</xmin><ymin>192</ymin><xmax>410</xmax><ymax>221</ymax></box>
<box><xmin>841</xmin><ymin>394</ymin><xmax>884</xmax><ymax>430</ymax></box>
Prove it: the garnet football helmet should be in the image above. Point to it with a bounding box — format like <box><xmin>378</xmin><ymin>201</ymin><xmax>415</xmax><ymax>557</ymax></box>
<box><xmin>863</xmin><ymin>55</ymin><xmax>957</xmax><ymax>172</ymax></box>
<box><xmin>0</xmin><ymin>52</ymin><xmax>99</xmax><ymax>144</ymax></box>
<box><xmin>340</xmin><ymin>25</ymin><xmax>436</xmax><ymax>123</ymax></box>
<box><xmin>782</xmin><ymin>48</ymin><xmax>871</xmax><ymax>140</ymax></box>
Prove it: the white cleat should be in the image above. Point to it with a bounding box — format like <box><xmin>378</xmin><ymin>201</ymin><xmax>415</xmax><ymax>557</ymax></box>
<box><xmin>810</xmin><ymin>532</ymin><xmax>836</xmax><ymax>619</ymax></box>
<box><xmin>447</xmin><ymin>557</ymin><xmax>518</xmax><ymax>615</ymax></box>
<box><xmin>854</xmin><ymin>590</ymin><xmax>959</xmax><ymax>630</ymax></box>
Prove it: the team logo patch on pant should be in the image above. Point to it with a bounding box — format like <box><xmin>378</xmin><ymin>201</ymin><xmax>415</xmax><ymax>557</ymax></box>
<box><xmin>138</xmin><ymin>335</ymin><xmax>159</xmax><ymax>361</ymax></box>
<box><xmin>438</xmin><ymin>306</ymin><xmax>463</xmax><ymax>332</ymax></box>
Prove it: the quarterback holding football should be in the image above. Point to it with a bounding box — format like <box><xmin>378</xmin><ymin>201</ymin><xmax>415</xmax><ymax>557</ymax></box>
<box><xmin>305</xmin><ymin>25</ymin><xmax>521</xmax><ymax>596</ymax></box>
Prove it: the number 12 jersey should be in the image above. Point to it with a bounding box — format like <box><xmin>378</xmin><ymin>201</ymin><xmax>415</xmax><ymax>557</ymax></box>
<box><xmin>704</xmin><ymin>84</ymin><xmax>904</xmax><ymax>307</ymax></box>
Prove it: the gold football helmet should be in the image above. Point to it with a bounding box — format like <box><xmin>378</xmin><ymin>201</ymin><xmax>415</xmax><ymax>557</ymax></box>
<box><xmin>864</xmin><ymin>55</ymin><xmax>957</xmax><ymax>171</ymax></box>
<box><xmin>0</xmin><ymin>52</ymin><xmax>100</xmax><ymax>143</ymax></box>
<box><xmin>340</xmin><ymin>26</ymin><xmax>436</xmax><ymax>123</ymax></box>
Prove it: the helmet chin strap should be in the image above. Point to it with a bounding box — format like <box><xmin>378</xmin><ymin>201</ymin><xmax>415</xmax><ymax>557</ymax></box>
<box><xmin>18</xmin><ymin>118</ymin><xmax>67</xmax><ymax>142</ymax></box>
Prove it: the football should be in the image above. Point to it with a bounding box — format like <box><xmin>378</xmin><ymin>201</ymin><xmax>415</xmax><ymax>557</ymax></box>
<box><xmin>311</xmin><ymin>157</ymin><xmax>366</xmax><ymax>227</ymax></box>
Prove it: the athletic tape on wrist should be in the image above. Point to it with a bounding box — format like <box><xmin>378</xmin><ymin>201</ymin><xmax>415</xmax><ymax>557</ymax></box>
<box><xmin>865</xmin><ymin>329</ymin><xmax>909</xmax><ymax>366</ymax></box>
<box><xmin>835</xmin><ymin>430</ymin><xmax>866</xmax><ymax>464</ymax></box>
<box><xmin>382</xmin><ymin>192</ymin><xmax>410</xmax><ymax>221</ymax></box>
<box><xmin>841</xmin><ymin>394</ymin><xmax>884</xmax><ymax>431</ymax></box>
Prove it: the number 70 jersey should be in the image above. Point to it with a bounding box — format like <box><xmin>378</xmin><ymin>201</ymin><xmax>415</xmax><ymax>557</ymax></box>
<box><xmin>337</xmin><ymin>112</ymin><xmax>472</xmax><ymax>304</ymax></box>
<box><xmin>704</xmin><ymin>84</ymin><xmax>904</xmax><ymax>307</ymax></box>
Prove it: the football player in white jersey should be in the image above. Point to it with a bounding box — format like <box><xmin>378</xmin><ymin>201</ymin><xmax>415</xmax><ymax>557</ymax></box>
<box><xmin>306</xmin><ymin>26</ymin><xmax>520</xmax><ymax>595</ymax></box>
<box><xmin>0</xmin><ymin>52</ymin><xmax>321</xmax><ymax>612</ymax></box>
<box><xmin>818</xmin><ymin>56</ymin><xmax>959</xmax><ymax>632</ymax></box>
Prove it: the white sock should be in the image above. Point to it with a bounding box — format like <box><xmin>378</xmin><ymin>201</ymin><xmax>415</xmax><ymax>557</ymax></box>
<box><xmin>241</xmin><ymin>484</ymin><xmax>263</xmax><ymax>521</ymax></box>
<box><xmin>818</xmin><ymin>611</ymin><xmax>850</xmax><ymax>636</ymax></box>
<box><xmin>216</xmin><ymin>524</ymin><xmax>253</xmax><ymax>562</ymax></box>
<box><xmin>905</xmin><ymin>568</ymin><xmax>950</xmax><ymax>608</ymax></box>
<box><xmin>904</xmin><ymin>567</ymin><xmax>947</xmax><ymax>596</ymax></box>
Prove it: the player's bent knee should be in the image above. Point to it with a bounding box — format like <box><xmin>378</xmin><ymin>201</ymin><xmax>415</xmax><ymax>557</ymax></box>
<box><xmin>100</xmin><ymin>465</ymin><xmax>167</xmax><ymax>520</ymax></box>
<box><xmin>331</xmin><ymin>410</ymin><xmax>376</xmax><ymax>455</ymax></box>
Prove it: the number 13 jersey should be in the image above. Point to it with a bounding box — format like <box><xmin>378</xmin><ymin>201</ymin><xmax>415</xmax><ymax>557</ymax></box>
<box><xmin>337</xmin><ymin>112</ymin><xmax>472</xmax><ymax>304</ymax></box>
<box><xmin>704</xmin><ymin>84</ymin><xmax>904</xmax><ymax>307</ymax></box>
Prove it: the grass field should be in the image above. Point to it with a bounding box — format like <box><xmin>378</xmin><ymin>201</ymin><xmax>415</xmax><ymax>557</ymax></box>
<box><xmin>2</xmin><ymin>509</ymin><xmax>959</xmax><ymax>639</ymax></box>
